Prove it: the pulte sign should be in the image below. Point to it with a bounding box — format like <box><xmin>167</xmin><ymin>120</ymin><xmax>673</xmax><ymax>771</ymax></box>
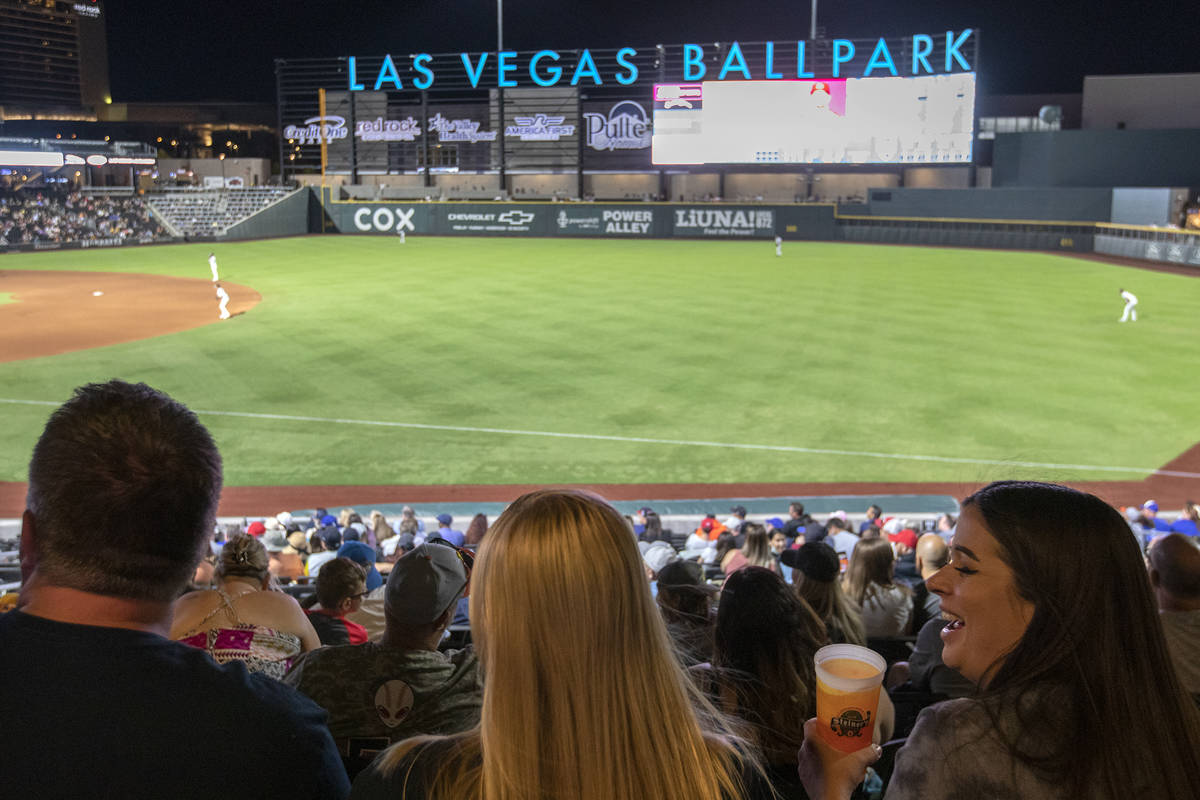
<box><xmin>344</xmin><ymin>31</ymin><xmax>976</xmax><ymax>91</ymax></box>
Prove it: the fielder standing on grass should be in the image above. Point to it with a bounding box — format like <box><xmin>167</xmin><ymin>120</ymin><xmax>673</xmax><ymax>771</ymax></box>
<box><xmin>775</xmin><ymin>235</ymin><xmax>782</xmax><ymax>257</ymax></box>
<box><xmin>209</xmin><ymin>252</ymin><xmax>219</xmax><ymax>282</ymax></box>
<box><xmin>1119</xmin><ymin>287</ymin><xmax>1138</xmax><ymax>322</ymax></box>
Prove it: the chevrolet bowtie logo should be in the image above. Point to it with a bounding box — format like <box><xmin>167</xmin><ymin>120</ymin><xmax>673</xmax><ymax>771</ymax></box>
<box><xmin>497</xmin><ymin>210</ymin><xmax>535</xmax><ymax>226</ymax></box>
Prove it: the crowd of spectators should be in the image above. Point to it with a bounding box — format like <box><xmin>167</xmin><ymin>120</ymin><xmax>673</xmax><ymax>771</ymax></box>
<box><xmin>0</xmin><ymin>188</ymin><xmax>167</xmax><ymax>245</ymax></box>
<box><xmin>2</xmin><ymin>379</ymin><xmax>1200</xmax><ymax>799</ymax></box>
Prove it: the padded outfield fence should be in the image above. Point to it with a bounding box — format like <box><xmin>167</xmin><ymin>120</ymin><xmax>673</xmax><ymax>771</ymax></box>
<box><xmin>3</xmin><ymin>187</ymin><xmax>1198</xmax><ymax>267</ymax></box>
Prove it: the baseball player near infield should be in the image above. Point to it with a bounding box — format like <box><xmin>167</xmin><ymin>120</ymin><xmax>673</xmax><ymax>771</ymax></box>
<box><xmin>208</xmin><ymin>252</ymin><xmax>219</xmax><ymax>283</ymax></box>
<box><xmin>215</xmin><ymin>282</ymin><xmax>231</xmax><ymax>320</ymax></box>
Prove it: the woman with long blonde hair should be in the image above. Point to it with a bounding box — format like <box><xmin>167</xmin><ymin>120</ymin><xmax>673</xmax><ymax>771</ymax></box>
<box><xmin>351</xmin><ymin>489</ymin><xmax>759</xmax><ymax>800</ymax></box>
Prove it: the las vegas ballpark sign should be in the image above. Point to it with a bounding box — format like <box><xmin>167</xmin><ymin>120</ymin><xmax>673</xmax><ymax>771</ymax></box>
<box><xmin>344</xmin><ymin>31</ymin><xmax>975</xmax><ymax>91</ymax></box>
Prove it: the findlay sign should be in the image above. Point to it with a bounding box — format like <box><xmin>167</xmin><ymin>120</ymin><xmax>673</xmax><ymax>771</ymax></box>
<box><xmin>344</xmin><ymin>31</ymin><xmax>975</xmax><ymax>91</ymax></box>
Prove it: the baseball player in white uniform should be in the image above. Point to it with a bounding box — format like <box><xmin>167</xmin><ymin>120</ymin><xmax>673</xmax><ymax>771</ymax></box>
<box><xmin>208</xmin><ymin>252</ymin><xmax>219</xmax><ymax>282</ymax></box>
<box><xmin>1119</xmin><ymin>288</ymin><xmax>1138</xmax><ymax>322</ymax></box>
<box><xmin>775</xmin><ymin>235</ymin><xmax>782</xmax><ymax>257</ymax></box>
<box><xmin>215</xmin><ymin>282</ymin><xmax>231</xmax><ymax>320</ymax></box>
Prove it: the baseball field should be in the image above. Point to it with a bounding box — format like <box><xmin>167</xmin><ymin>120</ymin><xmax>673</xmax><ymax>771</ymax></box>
<box><xmin>1</xmin><ymin>236</ymin><xmax>1198</xmax><ymax>511</ymax></box>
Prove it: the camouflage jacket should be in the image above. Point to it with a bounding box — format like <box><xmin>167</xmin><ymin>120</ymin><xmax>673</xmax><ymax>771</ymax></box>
<box><xmin>283</xmin><ymin>643</ymin><xmax>482</xmax><ymax>742</ymax></box>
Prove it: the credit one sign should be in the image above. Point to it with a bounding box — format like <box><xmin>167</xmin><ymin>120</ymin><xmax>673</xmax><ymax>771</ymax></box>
<box><xmin>344</xmin><ymin>31</ymin><xmax>975</xmax><ymax>91</ymax></box>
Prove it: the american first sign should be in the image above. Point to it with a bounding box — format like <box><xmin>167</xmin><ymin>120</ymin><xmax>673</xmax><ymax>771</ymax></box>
<box><xmin>344</xmin><ymin>31</ymin><xmax>976</xmax><ymax>92</ymax></box>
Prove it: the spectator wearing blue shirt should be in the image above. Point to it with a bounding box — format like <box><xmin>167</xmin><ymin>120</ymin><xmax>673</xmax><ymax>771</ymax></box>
<box><xmin>435</xmin><ymin>513</ymin><xmax>466</xmax><ymax>546</ymax></box>
<box><xmin>1154</xmin><ymin>502</ymin><xmax>1200</xmax><ymax>537</ymax></box>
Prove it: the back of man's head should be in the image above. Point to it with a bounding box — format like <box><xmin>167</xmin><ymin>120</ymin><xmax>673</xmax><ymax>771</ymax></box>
<box><xmin>27</xmin><ymin>380</ymin><xmax>222</xmax><ymax>603</ymax></box>
<box><xmin>383</xmin><ymin>543</ymin><xmax>468</xmax><ymax>646</ymax></box>
<box><xmin>915</xmin><ymin>533</ymin><xmax>949</xmax><ymax>578</ymax></box>
<box><xmin>1148</xmin><ymin>533</ymin><xmax>1200</xmax><ymax>606</ymax></box>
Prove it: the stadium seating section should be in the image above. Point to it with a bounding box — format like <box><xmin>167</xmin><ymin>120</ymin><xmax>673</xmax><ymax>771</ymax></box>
<box><xmin>147</xmin><ymin>187</ymin><xmax>297</xmax><ymax>237</ymax></box>
<box><xmin>0</xmin><ymin>189</ymin><xmax>168</xmax><ymax>245</ymax></box>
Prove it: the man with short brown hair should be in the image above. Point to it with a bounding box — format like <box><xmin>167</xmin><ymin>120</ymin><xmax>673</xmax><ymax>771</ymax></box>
<box><xmin>1</xmin><ymin>380</ymin><xmax>348</xmax><ymax>799</ymax></box>
<box><xmin>1147</xmin><ymin>533</ymin><xmax>1200</xmax><ymax>697</ymax></box>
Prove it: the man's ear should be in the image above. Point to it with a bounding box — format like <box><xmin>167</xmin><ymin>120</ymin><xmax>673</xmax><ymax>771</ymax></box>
<box><xmin>338</xmin><ymin>596</ymin><xmax>354</xmax><ymax>614</ymax></box>
<box><xmin>19</xmin><ymin>509</ymin><xmax>39</xmax><ymax>583</ymax></box>
<box><xmin>1147</xmin><ymin>566</ymin><xmax>1161</xmax><ymax>589</ymax></box>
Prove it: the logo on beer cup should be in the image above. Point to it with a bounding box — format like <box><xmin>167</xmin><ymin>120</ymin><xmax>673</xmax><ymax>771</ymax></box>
<box><xmin>830</xmin><ymin>707</ymin><xmax>872</xmax><ymax>738</ymax></box>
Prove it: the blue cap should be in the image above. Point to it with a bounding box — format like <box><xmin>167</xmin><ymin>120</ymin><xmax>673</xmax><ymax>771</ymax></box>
<box><xmin>337</xmin><ymin>541</ymin><xmax>382</xmax><ymax>591</ymax></box>
<box><xmin>1143</xmin><ymin>500</ymin><xmax>1159</xmax><ymax>512</ymax></box>
<box><xmin>436</xmin><ymin>513</ymin><xmax>453</xmax><ymax>526</ymax></box>
<box><xmin>320</xmin><ymin>514</ymin><xmax>338</xmax><ymax>527</ymax></box>
<box><xmin>765</xmin><ymin>517</ymin><xmax>786</xmax><ymax>530</ymax></box>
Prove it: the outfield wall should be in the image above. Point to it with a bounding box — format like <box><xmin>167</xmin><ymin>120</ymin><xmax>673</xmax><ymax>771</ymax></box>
<box><xmin>862</xmin><ymin>187</ymin><xmax>1114</xmax><ymax>222</ymax></box>
<box><xmin>317</xmin><ymin>190</ymin><xmax>839</xmax><ymax>241</ymax></box>
<box><xmin>1095</xmin><ymin>228</ymin><xmax>1200</xmax><ymax>266</ymax></box>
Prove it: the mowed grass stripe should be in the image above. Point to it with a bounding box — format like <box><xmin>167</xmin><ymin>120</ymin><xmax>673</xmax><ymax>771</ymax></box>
<box><xmin>0</xmin><ymin>237</ymin><xmax>1196</xmax><ymax>486</ymax></box>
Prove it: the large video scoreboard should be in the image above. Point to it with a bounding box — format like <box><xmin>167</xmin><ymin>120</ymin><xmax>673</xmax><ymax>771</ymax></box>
<box><xmin>652</xmin><ymin>74</ymin><xmax>976</xmax><ymax>165</ymax></box>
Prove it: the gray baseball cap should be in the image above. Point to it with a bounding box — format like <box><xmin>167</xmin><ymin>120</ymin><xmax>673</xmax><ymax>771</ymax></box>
<box><xmin>385</xmin><ymin>543</ymin><xmax>469</xmax><ymax>625</ymax></box>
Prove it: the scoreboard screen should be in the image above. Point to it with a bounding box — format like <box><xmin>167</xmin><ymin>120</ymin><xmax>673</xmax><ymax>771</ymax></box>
<box><xmin>651</xmin><ymin>73</ymin><xmax>976</xmax><ymax>165</ymax></box>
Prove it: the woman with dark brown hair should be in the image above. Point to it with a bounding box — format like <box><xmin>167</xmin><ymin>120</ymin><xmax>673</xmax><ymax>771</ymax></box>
<box><xmin>842</xmin><ymin>536</ymin><xmax>911</xmax><ymax>637</ymax></box>
<box><xmin>802</xmin><ymin>481</ymin><xmax>1200</xmax><ymax>800</ymax></box>
<box><xmin>464</xmin><ymin>513</ymin><xmax>488</xmax><ymax>547</ymax></box>
<box><xmin>704</xmin><ymin>567</ymin><xmax>892</xmax><ymax>799</ymax></box>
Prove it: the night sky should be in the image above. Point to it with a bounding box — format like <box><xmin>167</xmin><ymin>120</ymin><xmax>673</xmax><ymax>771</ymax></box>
<box><xmin>103</xmin><ymin>0</ymin><xmax>1200</xmax><ymax>103</ymax></box>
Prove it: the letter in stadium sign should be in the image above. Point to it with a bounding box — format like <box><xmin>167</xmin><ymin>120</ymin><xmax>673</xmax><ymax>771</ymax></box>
<box><xmin>353</xmin><ymin>208</ymin><xmax>372</xmax><ymax>231</ymax></box>
<box><xmin>912</xmin><ymin>35</ymin><xmax>934</xmax><ymax>74</ymax></box>
<box><xmin>374</xmin><ymin>54</ymin><xmax>403</xmax><ymax>90</ymax></box>
<box><xmin>945</xmin><ymin>29</ymin><xmax>973</xmax><ymax>71</ymax></box>
<box><xmin>461</xmin><ymin>52</ymin><xmax>488</xmax><ymax>88</ymax></box>
<box><xmin>348</xmin><ymin>56</ymin><xmax>365</xmax><ymax>91</ymax></box>
<box><xmin>796</xmin><ymin>41</ymin><xmax>815</xmax><ymax>78</ymax></box>
<box><xmin>832</xmin><ymin>40</ymin><xmax>855</xmax><ymax>78</ymax></box>
<box><xmin>584</xmin><ymin>101</ymin><xmax>651</xmax><ymax>151</ymax></box>
<box><xmin>413</xmin><ymin>54</ymin><xmax>435</xmax><ymax>89</ymax></box>
<box><xmin>718</xmin><ymin>41</ymin><xmax>752</xmax><ymax>81</ymax></box>
<box><xmin>864</xmin><ymin>38</ymin><xmax>898</xmax><ymax>77</ymax></box>
<box><xmin>571</xmin><ymin>49</ymin><xmax>602</xmax><ymax>86</ymax></box>
<box><xmin>497</xmin><ymin>51</ymin><xmax>519</xmax><ymax>87</ymax></box>
<box><xmin>531</xmin><ymin>50</ymin><xmax>562</xmax><ymax>87</ymax></box>
<box><xmin>683</xmin><ymin>44</ymin><xmax>706</xmax><ymax>81</ymax></box>
<box><xmin>765</xmin><ymin>42</ymin><xmax>782</xmax><ymax>80</ymax></box>
<box><xmin>614</xmin><ymin>47</ymin><xmax>638</xmax><ymax>85</ymax></box>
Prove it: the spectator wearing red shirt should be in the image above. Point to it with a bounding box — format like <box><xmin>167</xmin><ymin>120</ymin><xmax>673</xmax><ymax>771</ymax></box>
<box><xmin>306</xmin><ymin>557</ymin><xmax>369</xmax><ymax>645</ymax></box>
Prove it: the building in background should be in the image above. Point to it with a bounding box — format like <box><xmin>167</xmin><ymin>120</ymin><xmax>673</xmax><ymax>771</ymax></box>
<box><xmin>0</xmin><ymin>0</ymin><xmax>111</xmax><ymax>117</ymax></box>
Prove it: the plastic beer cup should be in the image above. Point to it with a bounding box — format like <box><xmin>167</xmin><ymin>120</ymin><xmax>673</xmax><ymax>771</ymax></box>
<box><xmin>814</xmin><ymin>644</ymin><xmax>886</xmax><ymax>753</ymax></box>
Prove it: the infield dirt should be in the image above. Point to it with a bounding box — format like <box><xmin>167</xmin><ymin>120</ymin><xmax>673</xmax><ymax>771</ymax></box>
<box><xmin>0</xmin><ymin>269</ymin><xmax>260</xmax><ymax>363</ymax></box>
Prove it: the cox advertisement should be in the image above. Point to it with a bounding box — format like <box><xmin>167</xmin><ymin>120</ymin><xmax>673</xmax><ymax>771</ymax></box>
<box><xmin>324</xmin><ymin>195</ymin><xmax>817</xmax><ymax>240</ymax></box>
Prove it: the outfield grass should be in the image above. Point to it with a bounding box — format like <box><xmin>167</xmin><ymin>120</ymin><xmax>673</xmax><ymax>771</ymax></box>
<box><xmin>1</xmin><ymin>236</ymin><xmax>1197</xmax><ymax>487</ymax></box>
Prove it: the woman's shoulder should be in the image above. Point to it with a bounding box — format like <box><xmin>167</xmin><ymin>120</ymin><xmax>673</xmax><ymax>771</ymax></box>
<box><xmin>889</xmin><ymin>697</ymin><xmax>1063</xmax><ymax>800</ymax></box>
<box><xmin>171</xmin><ymin>588</ymin><xmax>221</xmax><ymax>621</ymax></box>
<box><xmin>236</xmin><ymin>588</ymin><xmax>302</xmax><ymax>611</ymax></box>
<box><xmin>351</xmin><ymin>737</ymin><xmax>467</xmax><ymax>800</ymax></box>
